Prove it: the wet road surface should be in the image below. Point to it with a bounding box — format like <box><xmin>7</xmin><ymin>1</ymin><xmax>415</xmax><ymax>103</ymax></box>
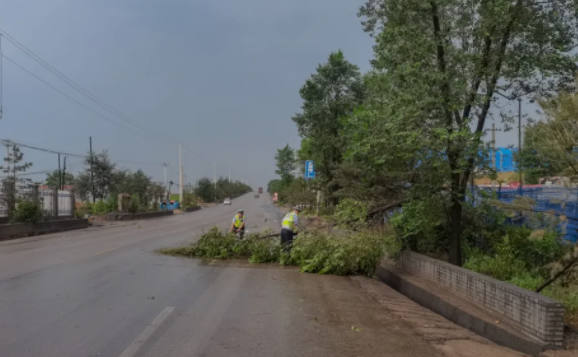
<box><xmin>0</xmin><ymin>194</ymin><xmax>439</xmax><ymax>357</ymax></box>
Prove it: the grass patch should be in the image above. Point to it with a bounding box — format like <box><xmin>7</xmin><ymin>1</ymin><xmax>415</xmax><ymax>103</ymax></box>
<box><xmin>158</xmin><ymin>226</ymin><xmax>399</xmax><ymax>276</ymax></box>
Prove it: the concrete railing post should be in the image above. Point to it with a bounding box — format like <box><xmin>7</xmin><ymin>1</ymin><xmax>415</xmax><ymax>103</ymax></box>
<box><xmin>31</xmin><ymin>185</ymin><xmax>39</xmax><ymax>205</ymax></box>
<box><xmin>69</xmin><ymin>189</ymin><xmax>75</xmax><ymax>218</ymax></box>
<box><xmin>52</xmin><ymin>188</ymin><xmax>58</xmax><ymax>217</ymax></box>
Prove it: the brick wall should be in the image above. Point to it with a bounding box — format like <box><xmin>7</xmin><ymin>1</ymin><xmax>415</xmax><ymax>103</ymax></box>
<box><xmin>398</xmin><ymin>251</ymin><xmax>564</xmax><ymax>347</ymax></box>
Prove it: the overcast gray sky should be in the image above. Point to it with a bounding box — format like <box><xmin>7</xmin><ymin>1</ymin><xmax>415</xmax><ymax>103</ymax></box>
<box><xmin>0</xmin><ymin>0</ymin><xmax>531</xmax><ymax>189</ymax></box>
<box><xmin>0</xmin><ymin>0</ymin><xmax>376</xmax><ymax>188</ymax></box>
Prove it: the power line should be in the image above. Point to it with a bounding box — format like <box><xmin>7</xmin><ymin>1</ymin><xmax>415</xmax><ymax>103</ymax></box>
<box><xmin>1</xmin><ymin>54</ymin><xmax>175</xmax><ymax>146</ymax></box>
<box><xmin>183</xmin><ymin>144</ymin><xmax>212</xmax><ymax>165</ymax></box>
<box><xmin>0</xmin><ymin>28</ymin><xmax>179</xmax><ymax>143</ymax></box>
<box><xmin>0</xmin><ymin>139</ymin><xmax>164</xmax><ymax>167</ymax></box>
<box><xmin>0</xmin><ymin>34</ymin><xmax>3</xmax><ymax>120</ymax></box>
<box><xmin>18</xmin><ymin>170</ymin><xmax>51</xmax><ymax>176</ymax></box>
<box><xmin>0</xmin><ymin>139</ymin><xmax>84</xmax><ymax>157</ymax></box>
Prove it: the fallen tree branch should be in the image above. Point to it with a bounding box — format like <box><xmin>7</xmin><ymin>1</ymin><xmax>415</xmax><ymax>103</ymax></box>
<box><xmin>535</xmin><ymin>256</ymin><xmax>578</xmax><ymax>293</ymax></box>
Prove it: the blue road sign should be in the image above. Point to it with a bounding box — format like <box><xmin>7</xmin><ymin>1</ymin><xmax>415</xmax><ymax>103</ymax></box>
<box><xmin>305</xmin><ymin>160</ymin><xmax>315</xmax><ymax>179</ymax></box>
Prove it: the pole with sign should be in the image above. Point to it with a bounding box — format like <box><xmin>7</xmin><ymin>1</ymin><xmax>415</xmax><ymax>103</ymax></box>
<box><xmin>305</xmin><ymin>161</ymin><xmax>320</xmax><ymax>215</ymax></box>
<box><xmin>305</xmin><ymin>160</ymin><xmax>315</xmax><ymax>180</ymax></box>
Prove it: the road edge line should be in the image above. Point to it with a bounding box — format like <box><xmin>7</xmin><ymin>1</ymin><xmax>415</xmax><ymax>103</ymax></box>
<box><xmin>118</xmin><ymin>306</ymin><xmax>175</xmax><ymax>357</ymax></box>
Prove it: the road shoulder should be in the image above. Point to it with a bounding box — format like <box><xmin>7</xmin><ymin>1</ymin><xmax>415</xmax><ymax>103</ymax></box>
<box><xmin>352</xmin><ymin>275</ymin><xmax>529</xmax><ymax>357</ymax></box>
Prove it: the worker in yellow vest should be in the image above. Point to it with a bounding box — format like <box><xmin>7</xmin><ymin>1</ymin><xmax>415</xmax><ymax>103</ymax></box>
<box><xmin>229</xmin><ymin>209</ymin><xmax>246</xmax><ymax>239</ymax></box>
<box><xmin>281</xmin><ymin>206</ymin><xmax>301</xmax><ymax>250</ymax></box>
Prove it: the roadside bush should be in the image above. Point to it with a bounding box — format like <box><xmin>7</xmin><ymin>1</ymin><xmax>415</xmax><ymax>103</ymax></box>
<box><xmin>74</xmin><ymin>205</ymin><xmax>90</xmax><ymax>219</ymax></box>
<box><xmin>106</xmin><ymin>195</ymin><xmax>117</xmax><ymax>212</ymax></box>
<box><xmin>390</xmin><ymin>197</ymin><xmax>448</xmax><ymax>255</ymax></box>
<box><xmin>334</xmin><ymin>198</ymin><xmax>368</xmax><ymax>230</ymax></box>
<box><xmin>92</xmin><ymin>200</ymin><xmax>109</xmax><ymax>215</ymax></box>
<box><xmin>463</xmin><ymin>244</ymin><xmax>528</xmax><ymax>281</ymax></box>
<box><xmin>128</xmin><ymin>194</ymin><xmax>140</xmax><ymax>213</ymax></box>
<box><xmin>11</xmin><ymin>200</ymin><xmax>43</xmax><ymax>223</ymax></box>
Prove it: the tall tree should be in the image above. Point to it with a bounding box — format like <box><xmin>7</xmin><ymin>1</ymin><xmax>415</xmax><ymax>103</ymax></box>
<box><xmin>357</xmin><ymin>0</ymin><xmax>578</xmax><ymax>266</ymax></box>
<box><xmin>521</xmin><ymin>89</ymin><xmax>578</xmax><ymax>184</ymax></box>
<box><xmin>195</xmin><ymin>177</ymin><xmax>216</xmax><ymax>203</ymax></box>
<box><xmin>45</xmin><ymin>170</ymin><xmax>75</xmax><ymax>188</ymax></box>
<box><xmin>292</xmin><ymin>50</ymin><xmax>364</xmax><ymax>201</ymax></box>
<box><xmin>275</xmin><ymin>144</ymin><xmax>296</xmax><ymax>185</ymax></box>
<box><xmin>0</xmin><ymin>145</ymin><xmax>33</xmax><ymax>213</ymax></box>
<box><xmin>75</xmin><ymin>151</ymin><xmax>120</xmax><ymax>201</ymax></box>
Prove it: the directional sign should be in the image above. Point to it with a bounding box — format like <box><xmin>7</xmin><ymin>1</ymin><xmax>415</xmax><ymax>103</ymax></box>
<box><xmin>305</xmin><ymin>160</ymin><xmax>315</xmax><ymax>179</ymax></box>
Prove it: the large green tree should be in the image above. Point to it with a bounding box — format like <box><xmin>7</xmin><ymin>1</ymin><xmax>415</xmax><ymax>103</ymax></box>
<box><xmin>75</xmin><ymin>151</ymin><xmax>130</xmax><ymax>202</ymax></box>
<box><xmin>275</xmin><ymin>144</ymin><xmax>296</xmax><ymax>185</ymax></box>
<box><xmin>44</xmin><ymin>170</ymin><xmax>75</xmax><ymax>188</ymax></box>
<box><xmin>0</xmin><ymin>145</ymin><xmax>32</xmax><ymax>213</ymax></box>
<box><xmin>356</xmin><ymin>0</ymin><xmax>578</xmax><ymax>265</ymax></box>
<box><xmin>521</xmin><ymin>89</ymin><xmax>578</xmax><ymax>184</ymax></box>
<box><xmin>292</xmin><ymin>50</ymin><xmax>365</xmax><ymax>202</ymax></box>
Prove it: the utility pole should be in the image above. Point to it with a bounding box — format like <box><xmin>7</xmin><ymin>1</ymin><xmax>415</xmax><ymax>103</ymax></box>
<box><xmin>89</xmin><ymin>137</ymin><xmax>95</xmax><ymax>203</ymax></box>
<box><xmin>6</xmin><ymin>141</ymin><xmax>10</xmax><ymax>178</ymax></box>
<box><xmin>4</xmin><ymin>142</ymin><xmax>9</xmax><ymax>179</ymax></box>
<box><xmin>62</xmin><ymin>157</ymin><xmax>67</xmax><ymax>190</ymax></box>
<box><xmin>213</xmin><ymin>162</ymin><xmax>217</xmax><ymax>202</ymax></box>
<box><xmin>163</xmin><ymin>163</ymin><xmax>167</xmax><ymax>191</ymax></box>
<box><xmin>228</xmin><ymin>167</ymin><xmax>231</xmax><ymax>183</ymax></box>
<box><xmin>491</xmin><ymin>123</ymin><xmax>496</xmax><ymax>168</ymax></box>
<box><xmin>518</xmin><ymin>98</ymin><xmax>523</xmax><ymax>190</ymax></box>
<box><xmin>179</xmin><ymin>142</ymin><xmax>183</xmax><ymax>204</ymax></box>
<box><xmin>58</xmin><ymin>153</ymin><xmax>61</xmax><ymax>190</ymax></box>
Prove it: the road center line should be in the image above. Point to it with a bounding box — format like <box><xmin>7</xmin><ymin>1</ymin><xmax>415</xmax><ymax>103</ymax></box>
<box><xmin>118</xmin><ymin>306</ymin><xmax>175</xmax><ymax>357</ymax></box>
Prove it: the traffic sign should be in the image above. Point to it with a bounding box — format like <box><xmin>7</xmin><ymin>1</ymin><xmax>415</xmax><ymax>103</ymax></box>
<box><xmin>305</xmin><ymin>160</ymin><xmax>315</xmax><ymax>179</ymax></box>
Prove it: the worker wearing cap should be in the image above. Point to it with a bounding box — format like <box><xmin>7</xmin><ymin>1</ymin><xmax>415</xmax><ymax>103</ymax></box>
<box><xmin>281</xmin><ymin>206</ymin><xmax>300</xmax><ymax>251</ymax></box>
<box><xmin>229</xmin><ymin>209</ymin><xmax>246</xmax><ymax>238</ymax></box>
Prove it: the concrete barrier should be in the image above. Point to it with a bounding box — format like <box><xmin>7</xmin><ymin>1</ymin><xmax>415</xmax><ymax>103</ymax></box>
<box><xmin>379</xmin><ymin>251</ymin><xmax>564</xmax><ymax>354</ymax></box>
<box><xmin>0</xmin><ymin>219</ymin><xmax>89</xmax><ymax>240</ymax></box>
<box><xmin>105</xmin><ymin>210</ymin><xmax>173</xmax><ymax>221</ymax></box>
<box><xmin>184</xmin><ymin>206</ymin><xmax>201</xmax><ymax>212</ymax></box>
<box><xmin>0</xmin><ymin>216</ymin><xmax>74</xmax><ymax>225</ymax></box>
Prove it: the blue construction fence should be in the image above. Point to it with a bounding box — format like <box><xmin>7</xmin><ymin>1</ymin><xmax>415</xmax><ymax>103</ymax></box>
<box><xmin>479</xmin><ymin>185</ymin><xmax>578</xmax><ymax>243</ymax></box>
<box><xmin>488</xmin><ymin>147</ymin><xmax>517</xmax><ymax>172</ymax></box>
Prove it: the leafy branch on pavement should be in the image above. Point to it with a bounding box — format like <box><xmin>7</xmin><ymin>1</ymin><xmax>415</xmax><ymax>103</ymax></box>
<box><xmin>158</xmin><ymin>225</ymin><xmax>397</xmax><ymax>276</ymax></box>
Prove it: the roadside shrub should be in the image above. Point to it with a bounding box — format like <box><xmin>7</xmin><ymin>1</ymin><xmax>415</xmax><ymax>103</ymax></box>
<box><xmin>11</xmin><ymin>200</ymin><xmax>43</xmax><ymax>223</ymax></box>
<box><xmin>74</xmin><ymin>205</ymin><xmax>89</xmax><ymax>219</ymax></box>
<box><xmin>128</xmin><ymin>194</ymin><xmax>140</xmax><ymax>213</ymax></box>
<box><xmin>390</xmin><ymin>197</ymin><xmax>447</xmax><ymax>254</ymax></box>
<box><xmin>92</xmin><ymin>200</ymin><xmax>108</xmax><ymax>215</ymax></box>
<box><xmin>106</xmin><ymin>195</ymin><xmax>118</xmax><ymax>212</ymax></box>
<box><xmin>334</xmin><ymin>198</ymin><xmax>368</xmax><ymax>230</ymax></box>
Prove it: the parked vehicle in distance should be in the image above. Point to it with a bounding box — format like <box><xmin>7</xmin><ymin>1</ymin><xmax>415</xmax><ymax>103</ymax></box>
<box><xmin>224</xmin><ymin>198</ymin><xmax>231</xmax><ymax>205</ymax></box>
<box><xmin>258</xmin><ymin>187</ymin><xmax>263</xmax><ymax>194</ymax></box>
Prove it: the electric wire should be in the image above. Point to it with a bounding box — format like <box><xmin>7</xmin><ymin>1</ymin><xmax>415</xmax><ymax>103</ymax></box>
<box><xmin>0</xmin><ymin>28</ymin><xmax>178</xmax><ymax>143</ymax></box>
<box><xmin>1</xmin><ymin>54</ymin><xmax>175</xmax><ymax>145</ymax></box>
<box><xmin>0</xmin><ymin>139</ymin><xmax>163</xmax><ymax>166</ymax></box>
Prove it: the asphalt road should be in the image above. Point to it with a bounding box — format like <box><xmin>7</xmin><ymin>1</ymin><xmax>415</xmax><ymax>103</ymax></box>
<box><xmin>0</xmin><ymin>194</ymin><xmax>440</xmax><ymax>357</ymax></box>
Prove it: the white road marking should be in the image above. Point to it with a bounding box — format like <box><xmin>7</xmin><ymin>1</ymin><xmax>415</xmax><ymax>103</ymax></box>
<box><xmin>118</xmin><ymin>306</ymin><xmax>175</xmax><ymax>357</ymax></box>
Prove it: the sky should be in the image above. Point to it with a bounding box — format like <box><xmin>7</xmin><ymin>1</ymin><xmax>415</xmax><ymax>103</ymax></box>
<box><xmin>0</xmin><ymin>0</ymin><xmax>375</xmax><ymax>188</ymax></box>
<box><xmin>0</xmin><ymin>0</ymin><xmax>533</xmax><ymax>190</ymax></box>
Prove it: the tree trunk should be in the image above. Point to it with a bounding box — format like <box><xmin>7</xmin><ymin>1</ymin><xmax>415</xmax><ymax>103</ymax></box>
<box><xmin>448</xmin><ymin>172</ymin><xmax>463</xmax><ymax>266</ymax></box>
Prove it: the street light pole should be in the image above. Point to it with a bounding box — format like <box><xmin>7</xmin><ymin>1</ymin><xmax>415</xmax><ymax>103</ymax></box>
<box><xmin>518</xmin><ymin>98</ymin><xmax>523</xmax><ymax>190</ymax></box>
<box><xmin>163</xmin><ymin>163</ymin><xmax>167</xmax><ymax>191</ymax></box>
<box><xmin>213</xmin><ymin>162</ymin><xmax>217</xmax><ymax>202</ymax></box>
<box><xmin>179</xmin><ymin>142</ymin><xmax>183</xmax><ymax>204</ymax></box>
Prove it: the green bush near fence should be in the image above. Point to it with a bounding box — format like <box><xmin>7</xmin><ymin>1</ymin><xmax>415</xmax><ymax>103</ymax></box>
<box><xmin>11</xmin><ymin>200</ymin><xmax>44</xmax><ymax>224</ymax></box>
